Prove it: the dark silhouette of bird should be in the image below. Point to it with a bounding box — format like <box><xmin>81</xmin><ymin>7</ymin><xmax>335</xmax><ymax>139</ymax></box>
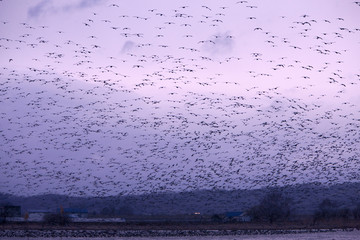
<box><xmin>0</xmin><ymin>0</ymin><xmax>358</xmax><ymax>198</ymax></box>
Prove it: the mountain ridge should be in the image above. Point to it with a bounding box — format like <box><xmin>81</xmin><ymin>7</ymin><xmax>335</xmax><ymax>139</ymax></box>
<box><xmin>1</xmin><ymin>182</ymin><xmax>359</xmax><ymax>216</ymax></box>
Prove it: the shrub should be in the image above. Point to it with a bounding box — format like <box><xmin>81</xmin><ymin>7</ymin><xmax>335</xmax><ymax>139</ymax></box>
<box><xmin>43</xmin><ymin>213</ymin><xmax>71</xmax><ymax>225</ymax></box>
<box><xmin>211</xmin><ymin>214</ymin><xmax>223</xmax><ymax>222</ymax></box>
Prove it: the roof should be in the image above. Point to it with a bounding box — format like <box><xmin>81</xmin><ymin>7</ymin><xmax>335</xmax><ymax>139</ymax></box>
<box><xmin>58</xmin><ymin>208</ymin><xmax>88</xmax><ymax>213</ymax></box>
<box><xmin>28</xmin><ymin>210</ymin><xmax>52</xmax><ymax>213</ymax></box>
<box><xmin>225</xmin><ymin>211</ymin><xmax>243</xmax><ymax>217</ymax></box>
<box><xmin>0</xmin><ymin>205</ymin><xmax>21</xmax><ymax>208</ymax></box>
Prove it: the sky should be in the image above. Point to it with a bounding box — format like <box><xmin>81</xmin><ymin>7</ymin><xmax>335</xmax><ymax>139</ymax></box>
<box><xmin>0</xmin><ymin>0</ymin><xmax>359</xmax><ymax>197</ymax></box>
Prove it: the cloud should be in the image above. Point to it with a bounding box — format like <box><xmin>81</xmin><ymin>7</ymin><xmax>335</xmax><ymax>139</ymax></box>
<box><xmin>62</xmin><ymin>0</ymin><xmax>103</xmax><ymax>11</ymax></box>
<box><xmin>28</xmin><ymin>0</ymin><xmax>52</xmax><ymax>18</ymax></box>
<box><xmin>121</xmin><ymin>41</ymin><xmax>136</xmax><ymax>54</ymax></box>
<box><xmin>77</xmin><ymin>0</ymin><xmax>102</xmax><ymax>9</ymax></box>
<box><xmin>202</xmin><ymin>31</ymin><xmax>235</xmax><ymax>55</ymax></box>
<box><xmin>28</xmin><ymin>0</ymin><xmax>104</xmax><ymax>18</ymax></box>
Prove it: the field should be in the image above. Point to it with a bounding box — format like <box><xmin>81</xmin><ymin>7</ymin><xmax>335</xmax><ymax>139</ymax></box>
<box><xmin>1</xmin><ymin>219</ymin><xmax>359</xmax><ymax>238</ymax></box>
<box><xmin>1</xmin><ymin>219</ymin><xmax>360</xmax><ymax>231</ymax></box>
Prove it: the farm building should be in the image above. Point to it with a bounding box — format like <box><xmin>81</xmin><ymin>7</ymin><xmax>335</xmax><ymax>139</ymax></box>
<box><xmin>57</xmin><ymin>208</ymin><xmax>88</xmax><ymax>218</ymax></box>
<box><xmin>0</xmin><ymin>205</ymin><xmax>22</xmax><ymax>222</ymax></box>
<box><xmin>225</xmin><ymin>211</ymin><xmax>251</xmax><ymax>222</ymax></box>
<box><xmin>0</xmin><ymin>205</ymin><xmax>21</xmax><ymax>217</ymax></box>
<box><xmin>27</xmin><ymin>210</ymin><xmax>53</xmax><ymax>222</ymax></box>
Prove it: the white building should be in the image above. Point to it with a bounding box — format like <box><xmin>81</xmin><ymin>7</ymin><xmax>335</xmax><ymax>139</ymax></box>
<box><xmin>27</xmin><ymin>210</ymin><xmax>52</xmax><ymax>222</ymax></box>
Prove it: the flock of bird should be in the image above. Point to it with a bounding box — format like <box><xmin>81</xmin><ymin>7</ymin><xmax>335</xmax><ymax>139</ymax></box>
<box><xmin>0</xmin><ymin>0</ymin><xmax>359</xmax><ymax>197</ymax></box>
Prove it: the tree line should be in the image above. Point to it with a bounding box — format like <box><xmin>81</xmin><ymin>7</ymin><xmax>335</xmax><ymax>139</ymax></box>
<box><xmin>245</xmin><ymin>191</ymin><xmax>360</xmax><ymax>223</ymax></box>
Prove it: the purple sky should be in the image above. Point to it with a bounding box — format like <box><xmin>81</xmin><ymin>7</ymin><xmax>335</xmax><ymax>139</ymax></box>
<box><xmin>0</xmin><ymin>0</ymin><xmax>359</xmax><ymax>197</ymax></box>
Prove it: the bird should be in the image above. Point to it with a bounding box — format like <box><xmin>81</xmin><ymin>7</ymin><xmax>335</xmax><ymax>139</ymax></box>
<box><xmin>0</xmin><ymin>0</ymin><xmax>358</xmax><ymax>202</ymax></box>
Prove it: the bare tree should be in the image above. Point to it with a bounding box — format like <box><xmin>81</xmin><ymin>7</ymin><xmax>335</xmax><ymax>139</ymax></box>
<box><xmin>248</xmin><ymin>190</ymin><xmax>291</xmax><ymax>223</ymax></box>
<box><xmin>353</xmin><ymin>203</ymin><xmax>360</xmax><ymax>219</ymax></box>
<box><xmin>314</xmin><ymin>198</ymin><xmax>338</xmax><ymax>220</ymax></box>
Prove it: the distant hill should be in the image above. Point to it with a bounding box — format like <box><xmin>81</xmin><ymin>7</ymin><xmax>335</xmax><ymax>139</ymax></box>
<box><xmin>1</xmin><ymin>182</ymin><xmax>360</xmax><ymax>216</ymax></box>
